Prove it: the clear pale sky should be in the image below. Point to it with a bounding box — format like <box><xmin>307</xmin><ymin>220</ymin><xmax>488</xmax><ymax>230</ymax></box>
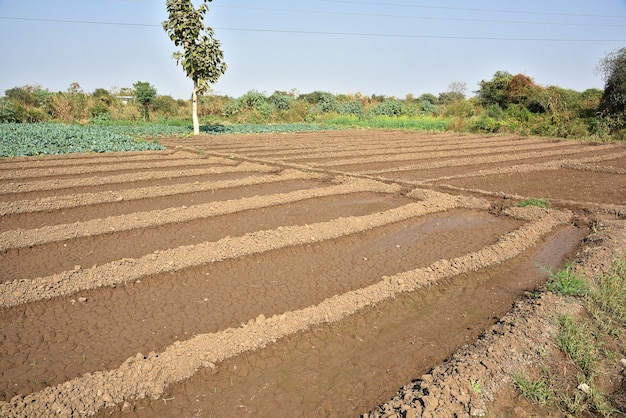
<box><xmin>1</xmin><ymin>0</ymin><xmax>625</xmax><ymax>99</ymax></box>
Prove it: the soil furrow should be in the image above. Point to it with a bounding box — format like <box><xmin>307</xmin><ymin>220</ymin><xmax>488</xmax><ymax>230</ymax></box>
<box><xmin>0</xmin><ymin>179</ymin><xmax>325</xmax><ymax>232</ymax></box>
<box><xmin>0</xmin><ymin>169</ymin><xmax>323</xmax><ymax>218</ymax></box>
<box><xmin>0</xmin><ymin>194</ymin><xmax>490</xmax><ymax>307</ymax></box>
<box><xmin>0</xmin><ymin>208</ymin><xmax>519</xmax><ymax>398</ymax></box>
<box><xmin>238</xmin><ymin>136</ymin><xmax>549</xmax><ymax>160</ymax></box>
<box><xmin>123</xmin><ymin>224</ymin><xmax>584</xmax><ymax>418</ymax></box>
<box><xmin>0</xmin><ymin>189</ymin><xmax>407</xmax><ymax>282</ymax></box>
<box><xmin>0</xmin><ymin>178</ymin><xmax>400</xmax><ymax>252</ymax></box>
<box><xmin>0</xmin><ymin>164</ymin><xmax>251</xmax><ymax>195</ymax></box>
<box><xmin>0</xmin><ymin>157</ymin><xmax>230</xmax><ymax>181</ymax></box>
<box><xmin>0</xmin><ymin>131</ymin><xmax>623</xmax><ymax>418</ymax></box>
<box><xmin>435</xmin><ymin>168</ymin><xmax>625</xmax><ymax>205</ymax></box>
<box><xmin>0</xmin><ymin>150</ymin><xmax>176</xmax><ymax>169</ymax></box>
<box><xmin>304</xmin><ymin>141</ymin><xmax>586</xmax><ymax>167</ymax></box>
<box><xmin>343</xmin><ymin>146</ymin><xmax>598</xmax><ymax>174</ymax></box>
<box><xmin>0</xmin><ymin>206</ymin><xmax>571</xmax><ymax>417</ymax></box>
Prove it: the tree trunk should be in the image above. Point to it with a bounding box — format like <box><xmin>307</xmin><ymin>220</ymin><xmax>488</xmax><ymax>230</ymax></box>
<box><xmin>192</xmin><ymin>79</ymin><xmax>200</xmax><ymax>135</ymax></box>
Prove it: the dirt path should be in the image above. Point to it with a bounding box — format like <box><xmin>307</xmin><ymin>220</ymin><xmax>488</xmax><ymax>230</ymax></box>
<box><xmin>0</xmin><ymin>130</ymin><xmax>623</xmax><ymax>417</ymax></box>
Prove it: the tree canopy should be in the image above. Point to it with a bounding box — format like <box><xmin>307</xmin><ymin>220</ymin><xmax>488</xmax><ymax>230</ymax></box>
<box><xmin>476</xmin><ymin>71</ymin><xmax>513</xmax><ymax>109</ymax></box>
<box><xmin>133</xmin><ymin>81</ymin><xmax>157</xmax><ymax>121</ymax></box>
<box><xmin>162</xmin><ymin>0</ymin><xmax>226</xmax><ymax>134</ymax></box>
<box><xmin>597</xmin><ymin>47</ymin><xmax>626</xmax><ymax>116</ymax></box>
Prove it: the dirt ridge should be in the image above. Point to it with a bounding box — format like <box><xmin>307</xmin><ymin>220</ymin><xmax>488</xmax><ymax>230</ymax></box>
<box><xmin>0</xmin><ymin>204</ymin><xmax>572</xmax><ymax>417</ymax></box>
<box><xmin>0</xmin><ymin>168</ymin><xmax>319</xmax><ymax>216</ymax></box>
<box><xmin>0</xmin><ymin>177</ymin><xmax>400</xmax><ymax>251</ymax></box>
<box><xmin>0</xmin><ymin>190</ymin><xmax>483</xmax><ymax>307</ymax></box>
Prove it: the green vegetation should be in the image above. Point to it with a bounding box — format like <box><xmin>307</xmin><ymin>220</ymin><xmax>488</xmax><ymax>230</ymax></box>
<box><xmin>0</xmin><ymin>123</ymin><xmax>165</xmax><ymax>157</ymax></box>
<box><xmin>2</xmin><ymin>48</ymin><xmax>625</xmax><ymax>141</ymax></box>
<box><xmin>518</xmin><ymin>198</ymin><xmax>548</xmax><ymax>208</ymax></box>
<box><xmin>0</xmin><ymin>122</ymin><xmax>336</xmax><ymax>157</ymax></box>
<box><xmin>163</xmin><ymin>0</ymin><xmax>227</xmax><ymax>135</ymax></box>
<box><xmin>469</xmin><ymin>378</ymin><xmax>482</xmax><ymax>395</ymax></box>
<box><xmin>556</xmin><ymin>315</ymin><xmax>599</xmax><ymax>379</ymax></box>
<box><xmin>545</xmin><ymin>263</ymin><xmax>589</xmax><ymax>297</ymax></box>
<box><xmin>512</xmin><ymin>373</ymin><xmax>553</xmax><ymax>405</ymax></box>
<box><xmin>320</xmin><ymin>115</ymin><xmax>449</xmax><ymax>131</ymax></box>
<box><xmin>514</xmin><ymin>257</ymin><xmax>626</xmax><ymax>416</ymax></box>
<box><xmin>133</xmin><ymin>81</ymin><xmax>157</xmax><ymax>121</ymax></box>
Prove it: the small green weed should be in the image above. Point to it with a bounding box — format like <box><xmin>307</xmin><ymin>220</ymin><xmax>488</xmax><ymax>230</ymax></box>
<box><xmin>469</xmin><ymin>378</ymin><xmax>482</xmax><ymax>394</ymax></box>
<box><xmin>544</xmin><ymin>263</ymin><xmax>588</xmax><ymax>297</ymax></box>
<box><xmin>518</xmin><ymin>198</ymin><xmax>548</xmax><ymax>208</ymax></box>
<box><xmin>512</xmin><ymin>373</ymin><xmax>553</xmax><ymax>405</ymax></box>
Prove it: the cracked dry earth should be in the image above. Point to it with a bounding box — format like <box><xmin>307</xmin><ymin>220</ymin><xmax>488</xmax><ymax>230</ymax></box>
<box><xmin>0</xmin><ymin>130</ymin><xmax>624</xmax><ymax>417</ymax></box>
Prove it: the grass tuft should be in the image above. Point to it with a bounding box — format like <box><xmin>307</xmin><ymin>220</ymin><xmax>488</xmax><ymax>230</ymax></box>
<box><xmin>544</xmin><ymin>263</ymin><xmax>588</xmax><ymax>297</ymax></box>
<box><xmin>518</xmin><ymin>197</ymin><xmax>548</xmax><ymax>208</ymax></box>
<box><xmin>513</xmin><ymin>373</ymin><xmax>553</xmax><ymax>405</ymax></box>
<box><xmin>555</xmin><ymin>315</ymin><xmax>599</xmax><ymax>379</ymax></box>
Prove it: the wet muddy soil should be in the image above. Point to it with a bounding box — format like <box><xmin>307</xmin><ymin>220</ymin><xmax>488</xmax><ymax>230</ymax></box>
<box><xmin>0</xmin><ymin>130</ymin><xmax>624</xmax><ymax>417</ymax></box>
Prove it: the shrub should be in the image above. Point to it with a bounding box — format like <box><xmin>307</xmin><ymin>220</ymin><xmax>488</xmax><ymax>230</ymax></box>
<box><xmin>336</xmin><ymin>100</ymin><xmax>365</xmax><ymax>119</ymax></box>
<box><xmin>268</xmin><ymin>92</ymin><xmax>292</xmax><ymax>111</ymax></box>
<box><xmin>371</xmin><ymin>99</ymin><xmax>403</xmax><ymax>116</ymax></box>
<box><xmin>419</xmin><ymin>99</ymin><xmax>439</xmax><ymax>115</ymax></box>
<box><xmin>443</xmin><ymin>100</ymin><xmax>475</xmax><ymax>118</ymax></box>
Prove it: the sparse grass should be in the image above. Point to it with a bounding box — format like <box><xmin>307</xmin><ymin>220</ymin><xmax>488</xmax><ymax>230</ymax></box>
<box><xmin>518</xmin><ymin>197</ymin><xmax>548</xmax><ymax>208</ymax></box>
<box><xmin>514</xmin><ymin>256</ymin><xmax>626</xmax><ymax>416</ymax></box>
<box><xmin>588</xmin><ymin>259</ymin><xmax>626</xmax><ymax>336</ymax></box>
<box><xmin>513</xmin><ymin>373</ymin><xmax>553</xmax><ymax>405</ymax></box>
<box><xmin>544</xmin><ymin>263</ymin><xmax>589</xmax><ymax>297</ymax></box>
<box><xmin>555</xmin><ymin>315</ymin><xmax>599</xmax><ymax>379</ymax></box>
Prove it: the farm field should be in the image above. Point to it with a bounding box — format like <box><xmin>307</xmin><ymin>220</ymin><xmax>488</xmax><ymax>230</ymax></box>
<box><xmin>0</xmin><ymin>130</ymin><xmax>624</xmax><ymax>417</ymax></box>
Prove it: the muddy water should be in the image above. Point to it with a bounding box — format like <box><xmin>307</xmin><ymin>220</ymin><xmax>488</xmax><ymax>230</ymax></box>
<box><xmin>0</xmin><ymin>179</ymin><xmax>321</xmax><ymax>231</ymax></box>
<box><xmin>0</xmin><ymin>210</ymin><xmax>519</xmax><ymax>399</ymax></box>
<box><xmin>105</xmin><ymin>226</ymin><xmax>585</xmax><ymax>418</ymax></box>
<box><xmin>0</xmin><ymin>192</ymin><xmax>413</xmax><ymax>282</ymax></box>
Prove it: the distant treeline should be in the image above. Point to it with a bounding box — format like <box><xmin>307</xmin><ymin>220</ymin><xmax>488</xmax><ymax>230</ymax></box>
<box><xmin>1</xmin><ymin>70</ymin><xmax>624</xmax><ymax>141</ymax></box>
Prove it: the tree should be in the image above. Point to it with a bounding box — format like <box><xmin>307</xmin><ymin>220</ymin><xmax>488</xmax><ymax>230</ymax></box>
<box><xmin>596</xmin><ymin>47</ymin><xmax>626</xmax><ymax>116</ymax></box>
<box><xmin>133</xmin><ymin>81</ymin><xmax>157</xmax><ymax>121</ymax></box>
<box><xmin>476</xmin><ymin>71</ymin><xmax>513</xmax><ymax>108</ymax></box>
<box><xmin>439</xmin><ymin>82</ymin><xmax>467</xmax><ymax>105</ymax></box>
<box><xmin>504</xmin><ymin>74</ymin><xmax>537</xmax><ymax>106</ymax></box>
<box><xmin>163</xmin><ymin>0</ymin><xmax>227</xmax><ymax>135</ymax></box>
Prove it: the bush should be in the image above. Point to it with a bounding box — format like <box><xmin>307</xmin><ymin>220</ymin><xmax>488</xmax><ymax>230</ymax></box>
<box><xmin>443</xmin><ymin>100</ymin><xmax>474</xmax><ymax>118</ymax></box>
<box><xmin>268</xmin><ymin>92</ymin><xmax>292</xmax><ymax>111</ymax></box>
<box><xmin>468</xmin><ymin>115</ymin><xmax>503</xmax><ymax>133</ymax></box>
<box><xmin>419</xmin><ymin>99</ymin><xmax>439</xmax><ymax>115</ymax></box>
<box><xmin>371</xmin><ymin>99</ymin><xmax>403</xmax><ymax>116</ymax></box>
<box><xmin>336</xmin><ymin>100</ymin><xmax>365</xmax><ymax>119</ymax></box>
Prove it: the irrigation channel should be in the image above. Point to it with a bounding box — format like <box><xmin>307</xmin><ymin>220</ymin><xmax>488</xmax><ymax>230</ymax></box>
<box><xmin>0</xmin><ymin>130</ymin><xmax>624</xmax><ymax>417</ymax></box>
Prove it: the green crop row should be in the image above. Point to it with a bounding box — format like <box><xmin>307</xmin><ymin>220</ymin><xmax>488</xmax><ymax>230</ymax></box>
<box><xmin>0</xmin><ymin>123</ymin><xmax>166</xmax><ymax>157</ymax></box>
<box><xmin>0</xmin><ymin>123</ymin><xmax>338</xmax><ymax>157</ymax></box>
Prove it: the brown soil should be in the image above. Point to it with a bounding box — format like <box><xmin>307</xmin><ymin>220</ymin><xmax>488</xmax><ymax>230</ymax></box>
<box><xmin>0</xmin><ymin>130</ymin><xmax>624</xmax><ymax>417</ymax></box>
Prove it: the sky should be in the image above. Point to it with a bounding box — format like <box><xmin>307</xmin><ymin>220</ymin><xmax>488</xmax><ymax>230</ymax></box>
<box><xmin>1</xmin><ymin>0</ymin><xmax>625</xmax><ymax>100</ymax></box>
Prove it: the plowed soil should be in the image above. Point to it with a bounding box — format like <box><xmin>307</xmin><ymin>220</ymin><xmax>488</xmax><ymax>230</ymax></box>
<box><xmin>0</xmin><ymin>130</ymin><xmax>624</xmax><ymax>417</ymax></box>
